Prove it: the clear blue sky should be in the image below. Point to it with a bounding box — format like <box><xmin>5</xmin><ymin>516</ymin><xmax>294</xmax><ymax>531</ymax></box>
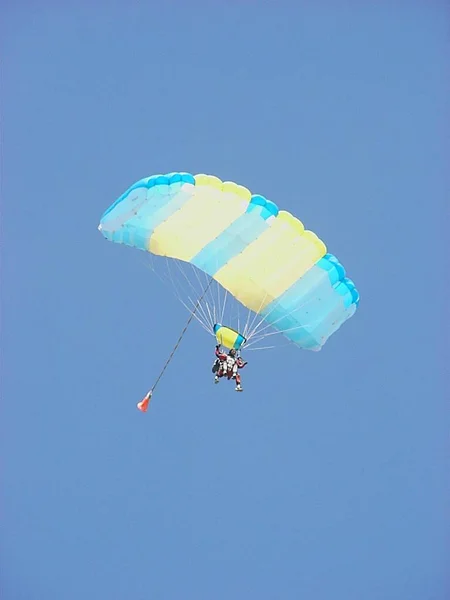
<box><xmin>2</xmin><ymin>3</ymin><xmax>449</xmax><ymax>599</ymax></box>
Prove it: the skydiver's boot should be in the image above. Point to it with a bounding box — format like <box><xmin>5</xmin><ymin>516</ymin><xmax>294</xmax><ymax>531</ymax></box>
<box><xmin>214</xmin><ymin>375</ymin><xmax>219</xmax><ymax>384</ymax></box>
<box><xmin>235</xmin><ymin>383</ymin><xmax>243</xmax><ymax>392</ymax></box>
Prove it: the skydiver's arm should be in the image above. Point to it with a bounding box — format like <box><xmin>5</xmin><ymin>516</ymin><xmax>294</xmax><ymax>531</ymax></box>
<box><xmin>215</xmin><ymin>346</ymin><xmax>227</xmax><ymax>360</ymax></box>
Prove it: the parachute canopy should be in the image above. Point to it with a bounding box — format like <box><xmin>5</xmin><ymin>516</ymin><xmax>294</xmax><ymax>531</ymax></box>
<box><xmin>99</xmin><ymin>172</ymin><xmax>359</xmax><ymax>351</ymax></box>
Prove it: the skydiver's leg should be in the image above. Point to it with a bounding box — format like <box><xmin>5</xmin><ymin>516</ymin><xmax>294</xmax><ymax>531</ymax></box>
<box><xmin>213</xmin><ymin>358</ymin><xmax>220</xmax><ymax>383</ymax></box>
<box><xmin>216</xmin><ymin>365</ymin><xmax>225</xmax><ymax>382</ymax></box>
<box><xmin>235</xmin><ymin>372</ymin><xmax>243</xmax><ymax>392</ymax></box>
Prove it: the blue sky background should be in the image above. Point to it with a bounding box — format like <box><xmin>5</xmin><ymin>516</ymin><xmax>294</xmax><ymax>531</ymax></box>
<box><xmin>2</xmin><ymin>2</ymin><xmax>449</xmax><ymax>599</ymax></box>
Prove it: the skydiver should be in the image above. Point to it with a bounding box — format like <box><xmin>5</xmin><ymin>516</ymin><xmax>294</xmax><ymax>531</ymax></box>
<box><xmin>212</xmin><ymin>345</ymin><xmax>247</xmax><ymax>392</ymax></box>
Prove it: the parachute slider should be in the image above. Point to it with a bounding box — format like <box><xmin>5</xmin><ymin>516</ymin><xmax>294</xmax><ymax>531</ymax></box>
<box><xmin>213</xmin><ymin>324</ymin><xmax>246</xmax><ymax>351</ymax></box>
